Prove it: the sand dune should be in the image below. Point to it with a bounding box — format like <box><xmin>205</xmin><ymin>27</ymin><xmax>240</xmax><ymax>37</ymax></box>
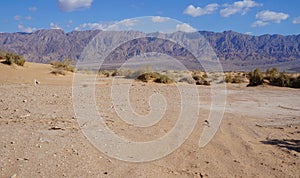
<box><xmin>0</xmin><ymin>63</ymin><xmax>299</xmax><ymax>177</ymax></box>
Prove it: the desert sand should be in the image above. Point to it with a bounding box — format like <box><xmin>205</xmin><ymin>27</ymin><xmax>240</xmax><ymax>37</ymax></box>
<box><xmin>0</xmin><ymin>62</ymin><xmax>299</xmax><ymax>177</ymax></box>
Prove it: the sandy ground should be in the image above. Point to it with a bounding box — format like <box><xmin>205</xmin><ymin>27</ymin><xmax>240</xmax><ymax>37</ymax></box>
<box><xmin>0</xmin><ymin>62</ymin><xmax>299</xmax><ymax>178</ymax></box>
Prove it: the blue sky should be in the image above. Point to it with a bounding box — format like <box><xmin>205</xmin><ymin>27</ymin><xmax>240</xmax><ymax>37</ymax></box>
<box><xmin>0</xmin><ymin>0</ymin><xmax>299</xmax><ymax>35</ymax></box>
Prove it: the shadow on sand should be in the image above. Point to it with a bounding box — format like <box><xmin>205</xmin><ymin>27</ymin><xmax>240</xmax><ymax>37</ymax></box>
<box><xmin>261</xmin><ymin>139</ymin><xmax>300</xmax><ymax>153</ymax></box>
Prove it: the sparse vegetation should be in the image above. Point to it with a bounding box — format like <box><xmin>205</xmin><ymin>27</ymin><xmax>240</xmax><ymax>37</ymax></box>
<box><xmin>98</xmin><ymin>70</ymin><xmax>113</xmax><ymax>77</ymax></box>
<box><xmin>50</xmin><ymin>59</ymin><xmax>75</xmax><ymax>75</ymax></box>
<box><xmin>154</xmin><ymin>75</ymin><xmax>174</xmax><ymax>84</ymax></box>
<box><xmin>178</xmin><ymin>76</ymin><xmax>196</xmax><ymax>84</ymax></box>
<box><xmin>125</xmin><ymin>66</ymin><xmax>152</xmax><ymax>79</ymax></box>
<box><xmin>51</xmin><ymin>69</ymin><xmax>66</xmax><ymax>75</ymax></box>
<box><xmin>225</xmin><ymin>73</ymin><xmax>243</xmax><ymax>84</ymax></box>
<box><xmin>135</xmin><ymin>72</ymin><xmax>174</xmax><ymax>84</ymax></box>
<box><xmin>192</xmin><ymin>73</ymin><xmax>211</xmax><ymax>86</ymax></box>
<box><xmin>247</xmin><ymin>68</ymin><xmax>263</xmax><ymax>87</ymax></box>
<box><xmin>1</xmin><ymin>52</ymin><xmax>26</xmax><ymax>66</ymax></box>
<box><xmin>225</xmin><ymin>74</ymin><xmax>233</xmax><ymax>83</ymax></box>
<box><xmin>247</xmin><ymin>67</ymin><xmax>300</xmax><ymax>88</ymax></box>
<box><xmin>111</xmin><ymin>68</ymin><xmax>133</xmax><ymax>77</ymax></box>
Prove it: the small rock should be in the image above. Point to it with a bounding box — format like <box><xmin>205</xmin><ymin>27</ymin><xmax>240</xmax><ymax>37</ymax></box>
<box><xmin>234</xmin><ymin>160</ymin><xmax>240</xmax><ymax>163</ymax></box>
<box><xmin>34</xmin><ymin>79</ymin><xmax>40</xmax><ymax>85</ymax></box>
<box><xmin>23</xmin><ymin>99</ymin><xmax>27</xmax><ymax>103</ymax></box>
<box><xmin>20</xmin><ymin>114</ymin><xmax>30</xmax><ymax>118</ymax></box>
<box><xmin>10</xmin><ymin>173</ymin><xmax>17</xmax><ymax>178</ymax></box>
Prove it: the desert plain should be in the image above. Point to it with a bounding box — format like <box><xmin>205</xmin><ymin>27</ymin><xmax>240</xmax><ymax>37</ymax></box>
<box><xmin>0</xmin><ymin>62</ymin><xmax>299</xmax><ymax>178</ymax></box>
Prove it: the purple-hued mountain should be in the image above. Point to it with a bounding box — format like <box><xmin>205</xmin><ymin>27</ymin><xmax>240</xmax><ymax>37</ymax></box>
<box><xmin>0</xmin><ymin>29</ymin><xmax>299</xmax><ymax>71</ymax></box>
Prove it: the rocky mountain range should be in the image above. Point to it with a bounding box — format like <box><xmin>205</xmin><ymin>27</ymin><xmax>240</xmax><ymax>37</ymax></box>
<box><xmin>0</xmin><ymin>29</ymin><xmax>299</xmax><ymax>71</ymax></box>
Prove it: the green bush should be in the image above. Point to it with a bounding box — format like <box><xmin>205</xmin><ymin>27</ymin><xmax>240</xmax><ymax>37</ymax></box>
<box><xmin>247</xmin><ymin>68</ymin><xmax>263</xmax><ymax>86</ymax></box>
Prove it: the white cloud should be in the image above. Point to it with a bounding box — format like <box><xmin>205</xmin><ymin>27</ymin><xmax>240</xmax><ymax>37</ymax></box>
<box><xmin>251</xmin><ymin>20</ymin><xmax>268</xmax><ymax>27</ymax></box>
<box><xmin>25</xmin><ymin>16</ymin><xmax>33</xmax><ymax>20</ymax></box>
<box><xmin>74</xmin><ymin>22</ymin><xmax>108</xmax><ymax>31</ymax></box>
<box><xmin>151</xmin><ymin>16</ymin><xmax>170</xmax><ymax>23</ymax></box>
<box><xmin>66</xmin><ymin>20</ymin><xmax>73</xmax><ymax>27</ymax></box>
<box><xmin>18</xmin><ymin>24</ymin><xmax>37</xmax><ymax>33</ymax></box>
<box><xmin>256</xmin><ymin>10</ymin><xmax>289</xmax><ymax>23</ymax></box>
<box><xmin>183</xmin><ymin>4</ymin><xmax>219</xmax><ymax>17</ymax></box>
<box><xmin>252</xmin><ymin>10</ymin><xmax>289</xmax><ymax>27</ymax></box>
<box><xmin>175</xmin><ymin>23</ymin><xmax>197</xmax><ymax>32</ymax></box>
<box><xmin>245</xmin><ymin>32</ymin><xmax>252</xmax><ymax>35</ymax></box>
<box><xmin>14</xmin><ymin>15</ymin><xmax>21</xmax><ymax>21</ymax></box>
<box><xmin>119</xmin><ymin>19</ymin><xmax>138</xmax><ymax>27</ymax></box>
<box><xmin>57</xmin><ymin>0</ymin><xmax>93</xmax><ymax>12</ymax></box>
<box><xmin>220</xmin><ymin>0</ymin><xmax>261</xmax><ymax>17</ymax></box>
<box><xmin>50</xmin><ymin>22</ymin><xmax>62</xmax><ymax>30</ymax></box>
<box><xmin>293</xmin><ymin>16</ymin><xmax>300</xmax><ymax>24</ymax></box>
<box><xmin>28</xmin><ymin>6</ymin><xmax>37</xmax><ymax>12</ymax></box>
<box><xmin>14</xmin><ymin>15</ymin><xmax>32</xmax><ymax>21</ymax></box>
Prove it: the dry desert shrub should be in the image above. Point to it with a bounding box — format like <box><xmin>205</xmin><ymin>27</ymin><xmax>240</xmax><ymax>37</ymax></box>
<box><xmin>154</xmin><ymin>75</ymin><xmax>174</xmax><ymax>84</ymax></box>
<box><xmin>2</xmin><ymin>52</ymin><xmax>25</xmax><ymax>66</ymax></box>
<box><xmin>178</xmin><ymin>76</ymin><xmax>196</xmax><ymax>84</ymax></box>
<box><xmin>51</xmin><ymin>69</ymin><xmax>66</xmax><ymax>75</ymax></box>
<box><xmin>136</xmin><ymin>72</ymin><xmax>174</xmax><ymax>84</ymax></box>
<box><xmin>263</xmin><ymin>67</ymin><xmax>300</xmax><ymax>88</ymax></box>
<box><xmin>226</xmin><ymin>73</ymin><xmax>243</xmax><ymax>83</ymax></box>
<box><xmin>98</xmin><ymin>70</ymin><xmax>112</xmax><ymax>77</ymax></box>
<box><xmin>247</xmin><ymin>68</ymin><xmax>263</xmax><ymax>86</ymax></box>
<box><xmin>50</xmin><ymin>59</ymin><xmax>75</xmax><ymax>75</ymax></box>
<box><xmin>111</xmin><ymin>68</ymin><xmax>133</xmax><ymax>77</ymax></box>
<box><xmin>192</xmin><ymin>73</ymin><xmax>210</xmax><ymax>86</ymax></box>
<box><xmin>50</xmin><ymin>59</ymin><xmax>76</xmax><ymax>72</ymax></box>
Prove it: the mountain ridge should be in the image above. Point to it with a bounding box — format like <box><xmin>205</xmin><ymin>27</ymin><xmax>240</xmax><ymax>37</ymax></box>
<box><xmin>0</xmin><ymin>29</ymin><xmax>299</xmax><ymax>71</ymax></box>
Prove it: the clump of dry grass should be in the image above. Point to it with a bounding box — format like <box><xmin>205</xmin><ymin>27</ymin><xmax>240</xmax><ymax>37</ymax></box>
<box><xmin>112</xmin><ymin>68</ymin><xmax>134</xmax><ymax>77</ymax></box>
<box><xmin>51</xmin><ymin>69</ymin><xmax>66</xmax><ymax>75</ymax></box>
<box><xmin>98</xmin><ymin>70</ymin><xmax>113</xmax><ymax>77</ymax></box>
<box><xmin>178</xmin><ymin>76</ymin><xmax>196</xmax><ymax>84</ymax></box>
<box><xmin>136</xmin><ymin>72</ymin><xmax>174</xmax><ymax>84</ymax></box>
<box><xmin>192</xmin><ymin>72</ymin><xmax>211</xmax><ymax>86</ymax></box>
<box><xmin>1</xmin><ymin>52</ymin><xmax>26</xmax><ymax>66</ymax></box>
<box><xmin>50</xmin><ymin>59</ymin><xmax>75</xmax><ymax>75</ymax></box>
<box><xmin>225</xmin><ymin>73</ymin><xmax>243</xmax><ymax>83</ymax></box>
